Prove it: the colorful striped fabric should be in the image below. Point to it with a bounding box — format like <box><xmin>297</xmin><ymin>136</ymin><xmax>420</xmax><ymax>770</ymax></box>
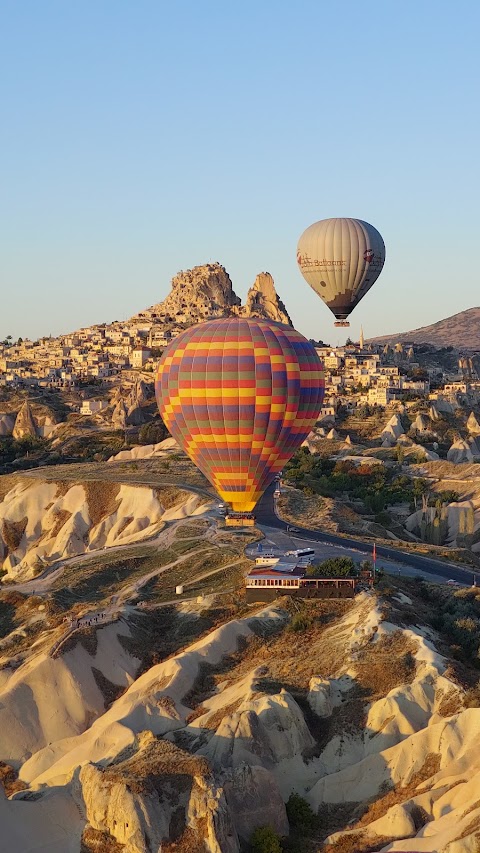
<box><xmin>155</xmin><ymin>317</ymin><xmax>325</xmax><ymax>511</ymax></box>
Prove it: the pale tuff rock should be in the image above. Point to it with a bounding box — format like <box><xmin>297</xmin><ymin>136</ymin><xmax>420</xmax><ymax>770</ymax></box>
<box><xmin>326</xmin><ymin>428</ymin><xmax>339</xmax><ymax>440</ymax></box>
<box><xmin>307</xmin><ymin>678</ymin><xmax>335</xmax><ymax>718</ymax></box>
<box><xmin>241</xmin><ymin>272</ymin><xmax>292</xmax><ymax>326</ymax></box>
<box><xmin>434</xmin><ymin>397</ymin><xmax>455</xmax><ymax>414</ymax></box>
<box><xmin>140</xmin><ymin>263</ymin><xmax>292</xmax><ymax>326</ymax></box>
<box><xmin>144</xmin><ymin>263</ymin><xmax>242</xmax><ymax>323</ymax></box>
<box><xmin>429</xmin><ymin>404</ymin><xmax>440</xmax><ymax>421</ymax></box>
<box><xmin>12</xmin><ymin>401</ymin><xmax>37</xmax><ymax>440</ymax></box>
<box><xmin>381</xmin><ymin>414</ymin><xmax>403</xmax><ymax>443</ymax></box>
<box><xmin>0</xmin><ymin>622</ymin><xmax>139</xmax><ymax>767</ymax></box>
<box><xmin>198</xmin><ymin>689</ymin><xmax>315</xmax><ymax>772</ymax></box>
<box><xmin>111</xmin><ymin>399</ymin><xmax>128</xmax><ymax>429</ymax></box>
<box><xmin>126</xmin><ymin>403</ymin><xmax>146</xmax><ymax>427</ymax></box>
<box><xmin>0</xmin><ymin>414</ymin><xmax>15</xmax><ymax>436</ymax></box>
<box><xmin>411</xmin><ymin>413</ymin><xmax>430</xmax><ymax>433</ymax></box>
<box><xmin>467</xmin><ymin>410</ymin><xmax>480</xmax><ymax>434</ymax></box>
<box><xmin>79</xmin><ymin>740</ymin><xmax>239</xmax><ymax>853</ymax></box>
<box><xmin>132</xmin><ymin>378</ymin><xmax>153</xmax><ymax>406</ymax></box>
<box><xmin>109</xmin><ymin>437</ymin><xmax>180</xmax><ymax>462</ymax></box>
<box><xmin>447</xmin><ymin>438</ymin><xmax>474</xmax><ymax>464</ymax></box>
<box><xmin>0</xmin><ymin>480</ymin><xmax>204</xmax><ymax>579</ymax></box>
<box><xmin>223</xmin><ymin>764</ymin><xmax>289</xmax><ymax>842</ymax></box>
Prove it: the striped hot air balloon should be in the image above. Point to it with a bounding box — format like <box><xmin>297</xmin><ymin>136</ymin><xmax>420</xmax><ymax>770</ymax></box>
<box><xmin>297</xmin><ymin>217</ymin><xmax>386</xmax><ymax>326</ymax></box>
<box><xmin>155</xmin><ymin>317</ymin><xmax>325</xmax><ymax>511</ymax></box>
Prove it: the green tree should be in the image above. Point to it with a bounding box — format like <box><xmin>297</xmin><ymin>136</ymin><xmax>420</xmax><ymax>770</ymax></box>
<box><xmin>138</xmin><ymin>419</ymin><xmax>168</xmax><ymax>445</ymax></box>
<box><xmin>286</xmin><ymin>793</ymin><xmax>317</xmax><ymax>834</ymax></box>
<box><xmin>306</xmin><ymin>556</ymin><xmax>356</xmax><ymax>578</ymax></box>
<box><xmin>250</xmin><ymin>826</ymin><xmax>282</xmax><ymax>853</ymax></box>
<box><xmin>289</xmin><ymin>612</ymin><xmax>313</xmax><ymax>632</ymax></box>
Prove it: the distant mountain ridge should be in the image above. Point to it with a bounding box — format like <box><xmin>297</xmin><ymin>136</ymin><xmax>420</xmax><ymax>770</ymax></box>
<box><xmin>368</xmin><ymin>307</ymin><xmax>480</xmax><ymax>350</ymax></box>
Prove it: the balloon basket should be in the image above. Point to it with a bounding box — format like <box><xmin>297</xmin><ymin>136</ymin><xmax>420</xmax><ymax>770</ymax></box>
<box><xmin>334</xmin><ymin>321</ymin><xmax>350</xmax><ymax>327</ymax></box>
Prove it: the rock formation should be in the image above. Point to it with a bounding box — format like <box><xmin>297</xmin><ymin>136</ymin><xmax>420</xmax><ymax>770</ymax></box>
<box><xmin>126</xmin><ymin>403</ymin><xmax>146</xmax><ymax>427</ymax></box>
<box><xmin>143</xmin><ymin>264</ymin><xmax>241</xmax><ymax>324</ymax></box>
<box><xmin>224</xmin><ymin>764</ymin><xmax>288</xmax><ymax>843</ymax></box>
<box><xmin>411</xmin><ymin>413</ymin><xmax>430</xmax><ymax>433</ymax></box>
<box><xmin>467</xmin><ymin>411</ymin><xmax>480</xmax><ymax>434</ymax></box>
<box><xmin>138</xmin><ymin>263</ymin><xmax>292</xmax><ymax>328</ymax></box>
<box><xmin>79</xmin><ymin>738</ymin><xmax>239</xmax><ymax>853</ymax></box>
<box><xmin>0</xmin><ymin>414</ymin><xmax>15</xmax><ymax>437</ymax></box>
<box><xmin>112</xmin><ymin>399</ymin><xmax>128</xmax><ymax>429</ymax></box>
<box><xmin>447</xmin><ymin>438</ymin><xmax>474</xmax><ymax>464</ymax></box>
<box><xmin>12</xmin><ymin>401</ymin><xmax>37</xmax><ymax>440</ymax></box>
<box><xmin>241</xmin><ymin>273</ymin><xmax>292</xmax><ymax>326</ymax></box>
<box><xmin>380</xmin><ymin>414</ymin><xmax>403</xmax><ymax>444</ymax></box>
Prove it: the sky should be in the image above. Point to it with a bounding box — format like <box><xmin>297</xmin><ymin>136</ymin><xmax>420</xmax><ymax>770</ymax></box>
<box><xmin>1</xmin><ymin>0</ymin><xmax>479</xmax><ymax>346</ymax></box>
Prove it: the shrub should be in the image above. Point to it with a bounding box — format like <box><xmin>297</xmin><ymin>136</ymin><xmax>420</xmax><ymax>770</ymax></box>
<box><xmin>250</xmin><ymin>825</ymin><xmax>282</xmax><ymax>853</ymax></box>
<box><xmin>286</xmin><ymin>793</ymin><xmax>317</xmax><ymax>834</ymax></box>
<box><xmin>464</xmin><ymin>681</ymin><xmax>480</xmax><ymax>708</ymax></box>
<box><xmin>289</xmin><ymin>612</ymin><xmax>313</xmax><ymax>632</ymax></box>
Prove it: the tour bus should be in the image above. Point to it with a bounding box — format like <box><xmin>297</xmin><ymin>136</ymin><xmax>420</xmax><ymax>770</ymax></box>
<box><xmin>286</xmin><ymin>548</ymin><xmax>315</xmax><ymax>559</ymax></box>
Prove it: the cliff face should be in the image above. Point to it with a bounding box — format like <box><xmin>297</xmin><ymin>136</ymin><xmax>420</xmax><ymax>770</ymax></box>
<box><xmin>140</xmin><ymin>263</ymin><xmax>293</xmax><ymax>327</ymax></box>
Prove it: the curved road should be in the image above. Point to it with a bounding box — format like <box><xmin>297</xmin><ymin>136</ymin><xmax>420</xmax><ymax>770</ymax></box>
<box><xmin>255</xmin><ymin>485</ymin><xmax>478</xmax><ymax>586</ymax></box>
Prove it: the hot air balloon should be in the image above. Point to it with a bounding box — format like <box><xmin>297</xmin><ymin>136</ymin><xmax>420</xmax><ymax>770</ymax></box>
<box><xmin>297</xmin><ymin>217</ymin><xmax>385</xmax><ymax>327</ymax></box>
<box><xmin>155</xmin><ymin>317</ymin><xmax>325</xmax><ymax>511</ymax></box>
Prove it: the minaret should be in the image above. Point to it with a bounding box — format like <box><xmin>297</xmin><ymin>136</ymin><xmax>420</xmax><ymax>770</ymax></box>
<box><xmin>359</xmin><ymin>326</ymin><xmax>365</xmax><ymax>349</ymax></box>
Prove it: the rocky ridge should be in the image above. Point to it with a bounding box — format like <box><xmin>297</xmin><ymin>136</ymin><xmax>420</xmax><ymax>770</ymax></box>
<box><xmin>368</xmin><ymin>305</ymin><xmax>480</xmax><ymax>349</ymax></box>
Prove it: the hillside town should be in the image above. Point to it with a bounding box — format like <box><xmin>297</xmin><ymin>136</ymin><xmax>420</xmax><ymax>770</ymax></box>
<box><xmin>2</xmin><ymin>263</ymin><xmax>480</xmax><ymax>429</ymax></box>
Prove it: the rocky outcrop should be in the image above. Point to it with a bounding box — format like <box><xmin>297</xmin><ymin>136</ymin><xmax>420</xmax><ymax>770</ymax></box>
<box><xmin>0</xmin><ymin>479</ymin><xmax>204</xmax><ymax>579</ymax></box>
<box><xmin>137</xmin><ymin>263</ymin><xmax>292</xmax><ymax>328</ymax></box>
<box><xmin>381</xmin><ymin>414</ymin><xmax>404</xmax><ymax>446</ymax></box>
<box><xmin>126</xmin><ymin>404</ymin><xmax>146</xmax><ymax>427</ymax></box>
<box><xmin>326</xmin><ymin>428</ymin><xmax>339</xmax><ymax>440</ymax></box>
<box><xmin>199</xmin><ymin>689</ymin><xmax>315</xmax><ymax>774</ymax></box>
<box><xmin>12</xmin><ymin>402</ymin><xmax>37</xmax><ymax>440</ymax></box>
<box><xmin>411</xmin><ymin>413</ymin><xmax>430</xmax><ymax>433</ymax></box>
<box><xmin>467</xmin><ymin>411</ymin><xmax>480</xmax><ymax>434</ymax></box>
<box><xmin>241</xmin><ymin>273</ymin><xmax>292</xmax><ymax>326</ymax></box>
<box><xmin>0</xmin><ymin>414</ymin><xmax>15</xmax><ymax>437</ymax></box>
<box><xmin>144</xmin><ymin>264</ymin><xmax>241</xmax><ymax>324</ymax></box>
<box><xmin>109</xmin><ymin>437</ymin><xmax>179</xmax><ymax>462</ymax></box>
<box><xmin>79</xmin><ymin>738</ymin><xmax>239</xmax><ymax>853</ymax></box>
<box><xmin>224</xmin><ymin>764</ymin><xmax>288</xmax><ymax>842</ymax></box>
<box><xmin>447</xmin><ymin>438</ymin><xmax>474</xmax><ymax>464</ymax></box>
<box><xmin>111</xmin><ymin>399</ymin><xmax>128</xmax><ymax>429</ymax></box>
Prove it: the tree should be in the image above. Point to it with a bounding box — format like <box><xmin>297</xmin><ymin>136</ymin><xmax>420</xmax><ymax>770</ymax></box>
<box><xmin>250</xmin><ymin>826</ymin><xmax>282</xmax><ymax>853</ymax></box>
<box><xmin>286</xmin><ymin>793</ymin><xmax>317</xmax><ymax>834</ymax></box>
<box><xmin>138</xmin><ymin>419</ymin><xmax>168</xmax><ymax>445</ymax></box>
<box><xmin>306</xmin><ymin>556</ymin><xmax>356</xmax><ymax>578</ymax></box>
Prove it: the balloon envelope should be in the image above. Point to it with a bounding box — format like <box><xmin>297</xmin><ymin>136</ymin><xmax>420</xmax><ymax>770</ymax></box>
<box><xmin>155</xmin><ymin>318</ymin><xmax>325</xmax><ymax>511</ymax></box>
<box><xmin>297</xmin><ymin>217</ymin><xmax>385</xmax><ymax>320</ymax></box>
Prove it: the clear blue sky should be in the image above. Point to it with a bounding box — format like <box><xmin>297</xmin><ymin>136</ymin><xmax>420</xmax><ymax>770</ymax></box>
<box><xmin>1</xmin><ymin>0</ymin><xmax>479</xmax><ymax>345</ymax></box>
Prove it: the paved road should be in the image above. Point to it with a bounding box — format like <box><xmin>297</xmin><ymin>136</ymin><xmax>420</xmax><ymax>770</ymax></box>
<box><xmin>254</xmin><ymin>484</ymin><xmax>478</xmax><ymax>586</ymax></box>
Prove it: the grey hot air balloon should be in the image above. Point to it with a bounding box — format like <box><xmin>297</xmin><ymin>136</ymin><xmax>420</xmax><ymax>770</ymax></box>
<box><xmin>297</xmin><ymin>217</ymin><xmax>386</xmax><ymax>326</ymax></box>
